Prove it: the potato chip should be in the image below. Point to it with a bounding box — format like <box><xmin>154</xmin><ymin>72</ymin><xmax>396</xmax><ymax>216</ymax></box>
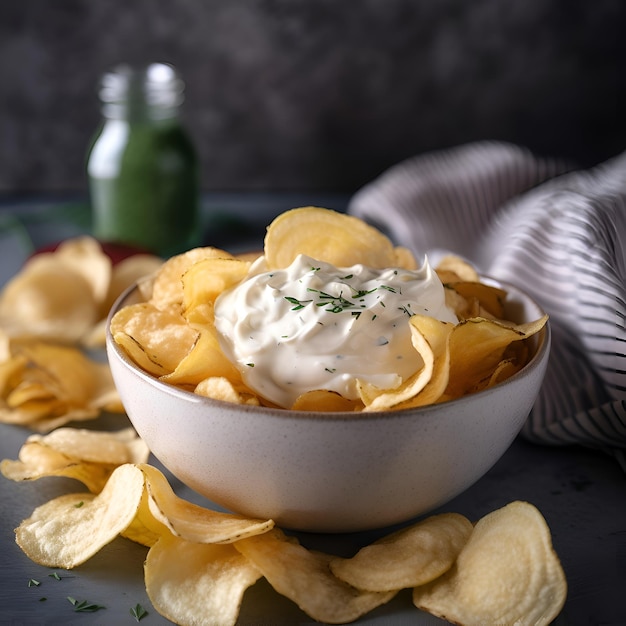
<box><xmin>446</xmin><ymin>281</ymin><xmax>507</xmax><ymax>320</ymax></box>
<box><xmin>145</xmin><ymin>533</ymin><xmax>262</xmax><ymax>626</ymax></box>
<box><xmin>181</xmin><ymin>300</ymin><xmax>216</xmax><ymax>327</ymax></box>
<box><xmin>14</xmin><ymin>342</ymin><xmax>110</xmax><ymax>406</ymax></box>
<box><xmin>0</xmin><ymin>352</ymin><xmax>24</xmax><ymax>395</ymax></box>
<box><xmin>446</xmin><ymin>316</ymin><xmax>548</xmax><ymax>398</ymax></box>
<box><xmin>264</xmin><ymin>207</ymin><xmax>399</xmax><ymax>270</ymax></box>
<box><xmin>4</xmin><ymin>363</ymin><xmax>57</xmax><ymax>406</ymax></box>
<box><xmin>36</xmin><ymin>426</ymin><xmax>148</xmax><ymax>465</ymax></box>
<box><xmin>358</xmin><ymin>316</ymin><xmax>454</xmax><ymax>411</ymax></box>
<box><xmin>435</xmin><ymin>254</ymin><xmax>480</xmax><ymax>283</ymax></box>
<box><xmin>121</xmin><ymin>486</ymin><xmax>170</xmax><ymax>548</ymax></box>
<box><xmin>443</xmin><ymin>285</ymin><xmax>477</xmax><ymax>320</ymax></box>
<box><xmin>0</xmin><ymin>256</ymin><xmax>99</xmax><ymax>343</ymax></box>
<box><xmin>110</xmin><ymin>302</ymin><xmax>199</xmax><ymax>376</ymax></box>
<box><xmin>101</xmin><ymin>253</ymin><xmax>163</xmax><ymax>318</ymax></box>
<box><xmin>150</xmin><ymin>247</ymin><xmax>234</xmax><ymax>309</ymax></box>
<box><xmin>396</xmin><ymin>316</ymin><xmax>454</xmax><ymax>410</ymax></box>
<box><xmin>138</xmin><ymin>464</ymin><xmax>274</xmax><ymax>544</ymax></box>
<box><xmin>0</xmin><ymin>237</ymin><xmax>151</xmax><ymax>346</ymax></box>
<box><xmin>59</xmin><ymin>238</ymin><xmax>162</xmax><ymax>342</ymax></box>
<box><xmin>412</xmin><ymin>501</ymin><xmax>567</xmax><ymax>625</ymax></box>
<box><xmin>160</xmin><ymin>328</ymin><xmax>244</xmax><ymax>387</ymax></box>
<box><xmin>357</xmin><ymin>323</ymin><xmax>430</xmax><ymax>410</ymax></box>
<box><xmin>181</xmin><ymin>257</ymin><xmax>251</xmax><ymax>313</ymax></box>
<box><xmin>394</xmin><ymin>245</ymin><xmax>419</xmax><ymax>270</ymax></box>
<box><xmin>330</xmin><ymin>513</ymin><xmax>473</xmax><ymax>592</ymax></box>
<box><xmin>113</xmin><ymin>257</ymin><xmax>257</xmax><ymax>390</ymax></box>
<box><xmin>90</xmin><ymin>381</ymin><xmax>126</xmax><ymax>415</ymax></box>
<box><xmin>12</xmin><ymin>462</ymin><xmax>274</xmax><ymax>569</ymax></box>
<box><xmin>0</xmin><ymin>427</ymin><xmax>149</xmax><ymax>493</ymax></box>
<box><xmin>112</xmin><ymin>331</ymin><xmax>169</xmax><ymax>378</ymax></box>
<box><xmin>469</xmin><ymin>349</ymin><xmax>528</xmax><ymax>394</ymax></box>
<box><xmin>1</xmin><ymin>440</ymin><xmax>115</xmax><ymax>493</ymax></box>
<box><xmin>235</xmin><ymin>528</ymin><xmax>396</xmax><ymax>623</ymax></box>
<box><xmin>194</xmin><ymin>376</ymin><xmax>261</xmax><ymax>406</ymax></box>
<box><xmin>0</xmin><ymin>340</ymin><xmax>123</xmax><ymax>431</ymax></box>
<box><xmin>485</xmin><ymin>358</ymin><xmax>525</xmax><ymax>389</ymax></box>
<box><xmin>15</xmin><ymin>463</ymin><xmax>146</xmax><ymax>568</ymax></box>
<box><xmin>290</xmin><ymin>389</ymin><xmax>362</xmax><ymax>412</ymax></box>
<box><xmin>81</xmin><ymin>254</ymin><xmax>164</xmax><ymax>348</ymax></box>
<box><xmin>0</xmin><ymin>328</ymin><xmax>9</xmax><ymax>360</ymax></box>
<box><xmin>53</xmin><ymin>237</ymin><xmax>113</xmax><ymax>303</ymax></box>
<box><xmin>236</xmin><ymin>250</ymin><xmax>263</xmax><ymax>263</ymax></box>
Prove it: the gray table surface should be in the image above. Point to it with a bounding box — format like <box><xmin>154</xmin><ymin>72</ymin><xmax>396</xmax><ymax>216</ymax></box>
<box><xmin>0</xmin><ymin>196</ymin><xmax>625</xmax><ymax>625</ymax></box>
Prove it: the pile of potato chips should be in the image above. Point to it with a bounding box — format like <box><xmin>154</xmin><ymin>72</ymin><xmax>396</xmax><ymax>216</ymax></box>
<box><xmin>111</xmin><ymin>207</ymin><xmax>548</xmax><ymax>411</ymax></box>
<box><xmin>0</xmin><ymin>209</ymin><xmax>563</xmax><ymax>624</ymax></box>
<box><xmin>0</xmin><ymin>237</ymin><xmax>162</xmax><ymax>430</ymax></box>
<box><xmin>2</xmin><ymin>428</ymin><xmax>567</xmax><ymax>625</ymax></box>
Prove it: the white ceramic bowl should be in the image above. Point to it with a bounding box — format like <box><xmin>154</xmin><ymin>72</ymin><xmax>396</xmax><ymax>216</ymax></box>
<box><xmin>106</xmin><ymin>280</ymin><xmax>550</xmax><ymax>533</ymax></box>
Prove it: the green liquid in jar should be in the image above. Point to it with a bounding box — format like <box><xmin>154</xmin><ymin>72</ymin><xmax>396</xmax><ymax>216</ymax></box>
<box><xmin>87</xmin><ymin>63</ymin><xmax>200</xmax><ymax>258</ymax></box>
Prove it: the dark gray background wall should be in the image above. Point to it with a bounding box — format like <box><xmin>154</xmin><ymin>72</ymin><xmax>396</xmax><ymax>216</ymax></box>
<box><xmin>1</xmin><ymin>0</ymin><xmax>625</xmax><ymax>194</ymax></box>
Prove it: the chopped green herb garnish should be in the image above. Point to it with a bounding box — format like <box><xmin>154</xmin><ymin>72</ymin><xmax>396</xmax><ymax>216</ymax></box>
<box><xmin>309</xmin><ymin>288</ymin><xmax>338</xmax><ymax>300</ymax></box>
<box><xmin>351</xmin><ymin>288</ymin><xmax>376</xmax><ymax>298</ymax></box>
<box><xmin>246</xmin><ymin>363</ymin><xmax>255</xmax><ymax>367</ymax></box>
<box><xmin>67</xmin><ymin>596</ymin><xmax>106</xmax><ymax>613</ymax></box>
<box><xmin>49</xmin><ymin>572</ymin><xmax>62</xmax><ymax>581</ymax></box>
<box><xmin>28</xmin><ymin>578</ymin><xmax>41</xmax><ymax>587</ymax></box>
<box><xmin>308</xmin><ymin>288</ymin><xmax>358</xmax><ymax>313</ymax></box>
<box><xmin>285</xmin><ymin>280</ymin><xmax>403</xmax><ymax>316</ymax></box>
<box><xmin>74</xmin><ymin>501</ymin><xmax>84</xmax><ymax>508</ymax></box>
<box><xmin>285</xmin><ymin>296</ymin><xmax>312</xmax><ymax>311</ymax></box>
<box><xmin>130</xmin><ymin>603</ymin><xmax>148</xmax><ymax>621</ymax></box>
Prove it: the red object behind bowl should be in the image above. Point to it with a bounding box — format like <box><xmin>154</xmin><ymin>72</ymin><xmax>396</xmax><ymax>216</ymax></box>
<box><xmin>32</xmin><ymin>241</ymin><xmax>151</xmax><ymax>265</ymax></box>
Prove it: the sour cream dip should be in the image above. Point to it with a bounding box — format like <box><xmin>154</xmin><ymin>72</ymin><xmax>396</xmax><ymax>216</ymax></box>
<box><xmin>214</xmin><ymin>254</ymin><xmax>457</xmax><ymax>408</ymax></box>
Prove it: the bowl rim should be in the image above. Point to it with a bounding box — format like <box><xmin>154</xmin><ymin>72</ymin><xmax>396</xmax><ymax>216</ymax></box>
<box><xmin>106</xmin><ymin>277</ymin><xmax>551</xmax><ymax>423</ymax></box>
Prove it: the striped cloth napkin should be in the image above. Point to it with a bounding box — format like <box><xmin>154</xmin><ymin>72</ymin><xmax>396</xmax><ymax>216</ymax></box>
<box><xmin>349</xmin><ymin>141</ymin><xmax>626</xmax><ymax>469</ymax></box>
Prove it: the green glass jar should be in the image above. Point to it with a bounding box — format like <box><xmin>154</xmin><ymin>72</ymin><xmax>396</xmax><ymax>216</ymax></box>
<box><xmin>87</xmin><ymin>63</ymin><xmax>200</xmax><ymax>257</ymax></box>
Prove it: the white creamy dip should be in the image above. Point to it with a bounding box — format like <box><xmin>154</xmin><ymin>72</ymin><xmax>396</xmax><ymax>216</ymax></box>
<box><xmin>214</xmin><ymin>254</ymin><xmax>457</xmax><ymax>408</ymax></box>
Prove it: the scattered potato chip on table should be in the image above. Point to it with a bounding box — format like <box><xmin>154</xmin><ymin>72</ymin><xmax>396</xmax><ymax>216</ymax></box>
<box><xmin>145</xmin><ymin>534</ymin><xmax>263</xmax><ymax>626</ymax></box>
<box><xmin>0</xmin><ymin>237</ymin><xmax>162</xmax><ymax>430</ymax></box>
<box><xmin>235</xmin><ymin>528</ymin><xmax>398</xmax><ymax>624</ymax></box>
<box><xmin>412</xmin><ymin>501</ymin><xmax>568</xmax><ymax>625</ymax></box>
<box><xmin>329</xmin><ymin>513</ymin><xmax>473</xmax><ymax>592</ymax></box>
<box><xmin>0</xmin><ymin>236</ymin><xmax>162</xmax><ymax>347</ymax></box>
<box><xmin>3</xmin><ymin>430</ymin><xmax>567</xmax><ymax>626</ymax></box>
<box><xmin>0</xmin><ymin>426</ymin><xmax>149</xmax><ymax>492</ymax></box>
<box><xmin>0</xmin><ymin>333</ymin><xmax>124</xmax><ymax>431</ymax></box>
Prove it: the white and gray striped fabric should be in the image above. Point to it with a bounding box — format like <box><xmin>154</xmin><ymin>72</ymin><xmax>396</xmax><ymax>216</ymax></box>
<box><xmin>349</xmin><ymin>141</ymin><xmax>626</xmax><ymax>469</ymax></box>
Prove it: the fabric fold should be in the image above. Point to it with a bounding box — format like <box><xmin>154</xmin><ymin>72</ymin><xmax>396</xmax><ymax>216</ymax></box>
<box><xmin>349</xmin><ymin>141</ymin><xmax>626</xmax><ymax>469</ymax></box>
